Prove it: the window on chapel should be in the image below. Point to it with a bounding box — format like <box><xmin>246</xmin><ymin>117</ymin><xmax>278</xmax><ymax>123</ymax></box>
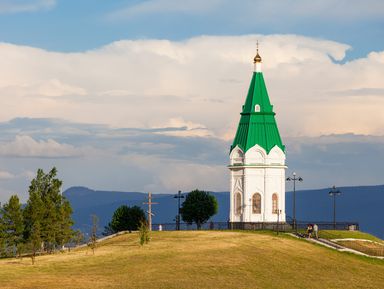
<box><xmin>252</xmin><ymin>193</ymin><xmax>261</xmax><ymax>214</ymax></box>
<box><xmin>272</xmin><ymin>193</ymin><xmax>278</xmax><ymax>214</ymax></box>
<box><xmin>235</xmin><ymin>193</ymin><xmax>242</xmax><ymax>216</ymax></box>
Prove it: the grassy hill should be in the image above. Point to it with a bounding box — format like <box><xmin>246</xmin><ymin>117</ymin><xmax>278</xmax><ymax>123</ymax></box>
<box><xmin>0</xmin><ymin>231</ymin><xmax>383</xmax><ymax>289</ymax></box>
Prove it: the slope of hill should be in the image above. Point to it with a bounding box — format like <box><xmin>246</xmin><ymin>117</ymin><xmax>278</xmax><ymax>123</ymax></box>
<box><xmin>0</xmin><ymin>231</ymin><xmax>383</xmax><ymax>289</ymax></box>
<box><xmin>64</xmin><ymin>185</ymin><xmax>384</xmax><ymax>238</ymax></box>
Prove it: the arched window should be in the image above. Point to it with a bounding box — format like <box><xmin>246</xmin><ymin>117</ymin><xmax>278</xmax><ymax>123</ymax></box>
<box><xmin>233</xmin><ymin>149</ymin><xmax>244</xmax><ymax>165</ymax></box>
<box><xmin>272</xmin><ymin>193</ymin><xmax>278</xmax><ymax>214</ymax></box>
<box><xmin>235</xmin><ymin>192</ymin><xmax>242</xmax><ymax>216</ymax></box>
<box><xmin>252</xmin><ymin>193</ymin><xmax>261</xmax><ymax>214</ymax></box>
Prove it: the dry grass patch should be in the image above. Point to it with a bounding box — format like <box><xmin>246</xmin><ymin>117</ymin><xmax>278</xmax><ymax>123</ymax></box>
<box><xmin>0</xmin><ymin>231</ymin><xmax>383</xmax><ymax>289</ymax></box>
<box><xmin>319</xmin><ymin>230</ymin><xmax>383</xmax><ymax>242</ymax></box>
<box><xmin>337</xmin><ymin>240</ymin><xmax>384</xmax><ymax>257</ymax></box>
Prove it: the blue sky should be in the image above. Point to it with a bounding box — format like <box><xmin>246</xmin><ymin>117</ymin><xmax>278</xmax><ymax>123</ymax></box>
<box><xmin>1</xmin><ymin>0</ymin><xmax>383</xmax><ymax>58</ymax></box>
<box><xmin>0</xmin><ymin>0</ymin><xmax>384</xmax><ymax>202</ymax></box>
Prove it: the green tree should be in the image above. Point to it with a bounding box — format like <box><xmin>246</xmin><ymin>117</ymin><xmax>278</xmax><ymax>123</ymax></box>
<box><xmin>180</xmin><ymin>189</ymin><xmax>218</xmax><ymax>230</ymax></box>
<box><xmin>23</xmin><ymin>188</ymin><xmax>44</xmax><ymax>262</ymax></box>
<box><xmin>1</xmin><ymin>195</ymin><xmax>24</xmax><ymax>257</ymax></box>
<box><xmin>28</xmin><ymin>221</ymin><xmax>42</xmax><ymax>265</ymax></box>
<box><xmin>105</xmin><ymin>205</ymin><xmax>146</xmax><ymax>234</ymax></box>
<box><xmin>41</xmin><ymin>198</ymin><xmax>57</xmax><ymax>252</ymax></box>
<box><xmin>56</xmin><ymin>197</ymin><xmax>74</xmax><ymax>249</ymax></box>
<box><xmin>24</xmin><ymin>167</ymin><xmax>74</xmax><ymax>253</ymax></box>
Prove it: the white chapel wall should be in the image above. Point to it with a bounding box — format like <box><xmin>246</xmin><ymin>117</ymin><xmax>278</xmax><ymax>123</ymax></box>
<box><xmin>229</xmin><ymin>143</ymin><xmax>286</xmax><ymax>223</ymax></box>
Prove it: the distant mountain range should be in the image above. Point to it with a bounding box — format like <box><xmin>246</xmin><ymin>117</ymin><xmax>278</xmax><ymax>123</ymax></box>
<box><xmin>64</xmin><ymin>187</ymin><xmax>230</xmax><ymax>235</ymax></box>
<box><xmin>63</xmin><ymin>185</ymin><xmax>384</xmax><ymax>239</ymax></box>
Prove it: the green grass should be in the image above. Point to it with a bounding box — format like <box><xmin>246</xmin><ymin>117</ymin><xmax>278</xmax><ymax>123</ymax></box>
<box><xmin>0</xmin><ymin>231</ymin><xmax>383</xmax><ymax>289</ymax></box>
<box><xmin>318</xmin><ymin>230</ymin><xmax>383</xmax><ymax>242</ymax></box>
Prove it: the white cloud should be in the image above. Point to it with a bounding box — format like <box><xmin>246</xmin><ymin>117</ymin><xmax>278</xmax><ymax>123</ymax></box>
<box><xmin>108</xmin><ymin>0</ymin><xmax>221</xmax><ymax>20</ymax></box>
<box><xmin>0</xmin><ymin>170</ymin><xmax>15</xmax><ymax>179</ymax></box>
<box><xmin>108</xmin><ymin>0</ymin><xmax>384</xmax><ymax>22</ymax></box>
<box><xmin>1</xmin><ymin>79</ymin><xmax>87</xmax><ymax>98</ymax></box>
<box><xmin>0</xmin><ymin>135</ymin><xmax>81</xmax><ymax>158</ymax></box>
<box><xmin>0</xmin><ymin>0</ymin><xmax>55</xmax><ymax>14</ymax></box>
<box><xmin>152</xmin><ymin>117</ymin><xmax>212</xmax><ymax>137</ymax></box>
<box><xmin>37</xmin><ymin>79</ymin><xmax>87</xmax><ymax>97</ymax></box>
<box><xmin>122</xmin><ymin>153</ymin><xmax>227</xmax><ymax>193</ymax></box>
<box><xmin>0</xmin><ymin>34</ymin><xmax>383</xmax><ymax>139</ymax></box>
<box><xmin>1</xmin><ymin>118</ymin><xmax>384</xmax><ymax>202</ymax></box>
<box><xmin>156</xmin><ymin>162</ymin><xmax>227</xmax><ymax>192</ymax></box>
<box><xmin>0</xmin><ymin>187</ymin><xmax>16</xmax><ymax>202</ymax></box>
<box><xmin>20</xmin><ymin>170</ymin><xmax>36</xmax><ymax>181</ymax></box>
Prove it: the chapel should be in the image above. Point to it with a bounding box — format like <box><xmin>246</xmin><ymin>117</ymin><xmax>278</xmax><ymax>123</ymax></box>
<box><xmin>229</xmin><ymin>47</ymin><xmax>286</xmax><ymax>225</ymax></box>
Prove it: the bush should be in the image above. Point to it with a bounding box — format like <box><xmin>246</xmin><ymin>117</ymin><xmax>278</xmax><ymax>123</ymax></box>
<box><xmin>139</xmin><ymin>221</ymin><xmax>150</xmax><ymax>246</ymax></box>
<box><xmin>105</xmin><ymin>205</ymin><xmax>146</xmax><ymax>234</ymax></box>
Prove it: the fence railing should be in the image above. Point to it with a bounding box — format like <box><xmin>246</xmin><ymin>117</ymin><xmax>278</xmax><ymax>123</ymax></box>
<box><xmin>151</xmin><ymin>221</ymin><xmax>359</xmax><ymax>232</ymax></box>
<box><xmin>293</xmin><ymin>221</ymin><xmax>359</xmax><ymax>231</ymax></box>
<box><xmin>152</xmin><ymin>222</ymin><xmax>229</xmax><ymax>231</ymax></box>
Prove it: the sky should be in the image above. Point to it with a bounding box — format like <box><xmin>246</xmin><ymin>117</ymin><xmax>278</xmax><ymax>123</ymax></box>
<box><xmin>0</xmin><ymin>0</ymin><xmax>384</xmax><ymax>202</ymax></box>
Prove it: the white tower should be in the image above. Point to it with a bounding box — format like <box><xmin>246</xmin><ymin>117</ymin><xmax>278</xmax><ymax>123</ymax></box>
<box><xmin>228</xmin><ymin>49</ymin><xmax>287</xmax><ymax>224</ymax></box>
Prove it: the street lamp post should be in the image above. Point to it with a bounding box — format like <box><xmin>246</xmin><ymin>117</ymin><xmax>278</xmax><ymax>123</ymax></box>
<box><xmin>276</xmin><ymin>209</ymin><xmax>282</xmax><ymax>235</ymax></box>
<box><xmin>286</xmin><ymin>172</ymin><xmax>303</xmax><ymax>232</ymax></box>
<box><xmin>174</xmin><ymin>190</ymin><xmax>184</xmax><ymax>230</ymax></box>
<box><xmin>329</xmin><ymin>185</ymin><xmax>342</xmax><ymax>230</ymax></box>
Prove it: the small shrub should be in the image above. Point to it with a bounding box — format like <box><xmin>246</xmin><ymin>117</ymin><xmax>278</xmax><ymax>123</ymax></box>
<box><xmin>88</xmin><ymin>215</ymin><xmax>98</xmax><ymax>254</ymax></box>
<box><xmin>139</xmin><ymin>221</ymin><xmax>150</xmax><ymax>246</ymax></box>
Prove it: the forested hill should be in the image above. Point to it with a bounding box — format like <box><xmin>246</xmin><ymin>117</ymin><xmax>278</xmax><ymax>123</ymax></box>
<box><xmin>63</xmin><ymin>185</ymin><xmax>384</xmax><ymax>238</ymax></box>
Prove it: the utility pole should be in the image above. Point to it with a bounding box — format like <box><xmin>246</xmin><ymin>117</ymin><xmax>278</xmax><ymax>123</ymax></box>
<box><xmin>143</xmin><ymin>192</ymin><xmax>158</xmax><ymax>231</ymax></box>
<box><xmin>174</xmin><ymin>190</ymin><xmax>184</xmax><ymax>230</ymax></box>
<box><xmin>329</xmin><ymin>186</ymin><xmax>342</xmax><ymax>230</ymax></box>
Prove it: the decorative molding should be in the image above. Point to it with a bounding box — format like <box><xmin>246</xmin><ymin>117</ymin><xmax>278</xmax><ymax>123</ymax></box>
<box><xmin>233</xmin><ymin>177</ymin><xmax>243</xmax><ymax>193</ymax></box>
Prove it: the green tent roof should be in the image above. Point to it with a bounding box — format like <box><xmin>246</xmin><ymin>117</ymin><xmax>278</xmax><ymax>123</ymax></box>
<box><xmin>231</xmin><ymin>72</ymin><xmax>285</xmax><ymax>154</ymax></box>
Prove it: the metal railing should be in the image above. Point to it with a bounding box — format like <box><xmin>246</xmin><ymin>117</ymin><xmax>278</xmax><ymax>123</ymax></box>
<box><xmin>152</xmin><ymin>222</ymin><xmax>229</xmax><ymax>231</ymax></box>
<box><xmin>293</xmin><ymin>221</ymin><xmax>359</xmax><ymax>231</ymax></box>
<box><xmin>152</xmin><ymin>220</ymin><xmax>359</xmax><ymax>232</ymax></box>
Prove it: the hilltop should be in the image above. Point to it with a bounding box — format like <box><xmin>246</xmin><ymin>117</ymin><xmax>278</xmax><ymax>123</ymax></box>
<box><xmin>0</xmin><ymin>231</ymin><xmax>383</xmax><ymax>289</ymax></box>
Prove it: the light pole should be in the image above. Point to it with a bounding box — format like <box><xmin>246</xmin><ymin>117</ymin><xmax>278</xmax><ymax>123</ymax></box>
<box><xmin>174</xmin><ymin>190</ymin><xmax>184</xmax><ymax>230</ymax></box>
<box><xmin>276</xmin><ymin>209</ymin><xmax>282</xmax><ymax>235</ymax></box>
<box><xmin>286</xmin><ymin>172</ymin><xmax>303</xmax><ymax>232</ymax></box>
<box><xmin>329</xmin><ymin>185</ymin><xmax>341</xmax><ymax>230</ymax></box>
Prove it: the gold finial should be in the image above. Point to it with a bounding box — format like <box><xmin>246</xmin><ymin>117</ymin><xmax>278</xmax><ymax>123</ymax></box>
<box><xmin>253</xmin><ymin>40</ymin><xmax>262</xmax><ymax>63</ymax></box>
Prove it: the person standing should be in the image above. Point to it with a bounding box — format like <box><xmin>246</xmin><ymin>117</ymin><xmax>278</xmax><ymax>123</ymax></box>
<box><xmin>313</xmin><ymin>224</ymin><xmax>319</xmax><ymax>239</ymax></box>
